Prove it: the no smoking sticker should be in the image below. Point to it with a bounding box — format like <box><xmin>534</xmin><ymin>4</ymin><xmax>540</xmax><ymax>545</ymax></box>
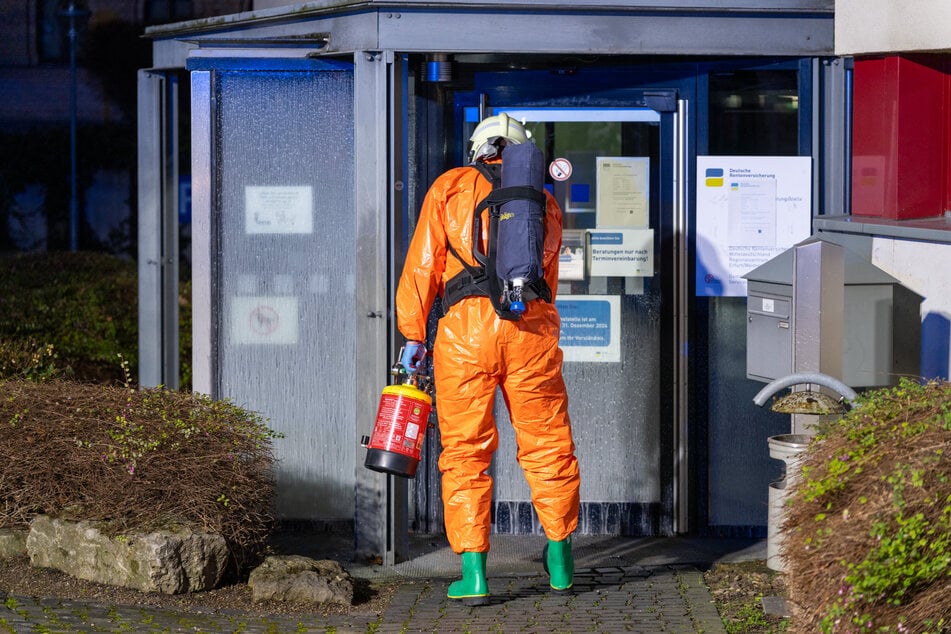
<box><xmin>231</xmin><ymin>296</ymin><xmax>299</xmax><ymax>345</ymax></box>
<box><xmin>249</xmin><ymin>305</ymin><xmax>280</xmax><ymax>335</ymax></box>
<box><xmin>549</xmin><ymin>158</ymin><xmax>573</xmax><ymax>181</ymax></box>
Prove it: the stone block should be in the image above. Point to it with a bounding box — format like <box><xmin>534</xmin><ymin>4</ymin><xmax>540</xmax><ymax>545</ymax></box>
<box><xmin>26</xmin><ymin>515</ymin><xmax>229</xmax><ymax>594</ymax></box>
<box><xmin>0</xmin><ymin>528</ymin><xmax>27</xmax><ymax>558</ymax></box>
<box><xmin>248</xmin><ymin>555</ymin><xmax>353</xmax><ymax>606</ymax></box>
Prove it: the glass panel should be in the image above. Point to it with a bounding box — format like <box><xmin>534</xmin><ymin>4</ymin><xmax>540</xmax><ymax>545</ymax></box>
<box><xmin>37</xmin><ymin>0</ymin><xmax>65</xmax><ymax>62</ymax></box>
<box><xmin>145</xmin><ymin>0</ymin><xmax>194</xmax><ymax>24</ymax></box>
<box><xmin>215</xmin><ymin>70</ymin><xmax>355</xmax><ymax>520</ymax></box>
<box><xmin>703</xmin><ymin>68</ymin><xmax>801</xmax><ymax>530</ymax></box>
<box><xmin>704</xmin><ymin>299</ymin><xmax>789</xmax><ymax>527</ymax></box>
<box><xmin>463</xmin><ymin>108</ymin><xmax>668</xmax><ymax>535</ymax></box>
<box><xmin>708</xmin><ymin>70</ymin><xmax>799</xmax><ymax>156</ymax></box>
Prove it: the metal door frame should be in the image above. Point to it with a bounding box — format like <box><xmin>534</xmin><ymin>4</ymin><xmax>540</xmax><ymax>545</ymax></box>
<box><xmin>137</xmin><ymin>69</ymin><xmax>181</xmax><ymax>390</ymax></box>
<box><xmin>401</xmin><ymin>70</ymin><xmax>693</xmax><ymax>536</ymax></box>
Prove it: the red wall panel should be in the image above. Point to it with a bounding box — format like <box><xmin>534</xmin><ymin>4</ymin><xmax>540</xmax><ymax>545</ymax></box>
<box><xmin>852</xmin><ymin>55</ymin><xmax>951</xmax><ymax>220</ymax></box>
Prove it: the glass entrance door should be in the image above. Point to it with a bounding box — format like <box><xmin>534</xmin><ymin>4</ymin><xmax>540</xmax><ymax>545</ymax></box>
<box><xmin>461</xmin><ymin>99</ymin><xmax>683</xmax><ymax>536</ymax></box>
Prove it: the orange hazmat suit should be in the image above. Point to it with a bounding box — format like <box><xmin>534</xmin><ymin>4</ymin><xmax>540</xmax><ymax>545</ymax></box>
<box><xmin>396</xmin><ymin>162</ymin><xmax>581</xmax><ymax>553</ymax></box>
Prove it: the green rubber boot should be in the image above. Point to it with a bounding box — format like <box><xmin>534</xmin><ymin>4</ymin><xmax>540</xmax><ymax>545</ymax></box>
<box><xmin>544</xmin><ymin>536</ymin><xmax>574</xmax><ymax>594</ymax></box>
<box><xmin>447</xmin><ymin>551</ymin><xmax>490</xmax><ymax>606</ymax></box>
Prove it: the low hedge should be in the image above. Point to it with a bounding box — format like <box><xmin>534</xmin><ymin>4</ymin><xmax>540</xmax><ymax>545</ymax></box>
<box><xmin>0</xmin><ymin>251</ymin><xmax>269</xmax><ymax>573</ymax></box>
<box><xmin>0</xmin><ymin>376</ymin><xmax>279</xmax><ymax>573</ymax></box>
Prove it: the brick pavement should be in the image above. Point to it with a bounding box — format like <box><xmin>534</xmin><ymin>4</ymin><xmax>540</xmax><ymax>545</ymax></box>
<box><xmin>0</xmin><ymin>564</ymin><xmax>726</xmax><ymax>634</ymax></box>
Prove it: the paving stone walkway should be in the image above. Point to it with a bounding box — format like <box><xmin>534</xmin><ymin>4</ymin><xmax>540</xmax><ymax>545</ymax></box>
<box><xmin>0</xmin><ymin>564</ymin><xmax>726</xmax><ymax>633</ymax></box>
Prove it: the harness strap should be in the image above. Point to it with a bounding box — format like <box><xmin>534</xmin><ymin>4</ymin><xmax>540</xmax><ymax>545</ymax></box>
<box><xmin>443</xmin><ymin>269</ymin><xmax>546</xmax><ymax>311</ymax></box>
<box><xmin>475</xmin><ymin>186</ymin><xmax>546</xmax><ymax>216</ymax></box>
<box><xmin>473</xmin><ymin>161</ymin><xmax>500</xmax><ymax>186</ymax></box>
<box><xmin>468</xmin><ymin>162</ymin><xmax>500</xmax><ymax>267</ymax></box>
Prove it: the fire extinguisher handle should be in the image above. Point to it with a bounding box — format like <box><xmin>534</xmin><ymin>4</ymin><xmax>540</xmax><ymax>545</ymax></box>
<box><xmin>399</xmin><ymin>341</ymin><xmax>427</xmax><ymax>374</ymax></box>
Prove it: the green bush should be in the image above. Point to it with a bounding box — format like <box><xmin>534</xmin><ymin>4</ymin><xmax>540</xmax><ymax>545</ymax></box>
<box><xmin>0</xmin><ymin>252</ymin><xmax>253</xmax><ymax>569</ymax></box>
<box><xmin>178</xmin><ymin>278</ymin><xmax>193</xmax><ymax>391</ymax></box>
<box><xmin>783</xmin><ymin>379</ymin><xmax>951</xmax><ymax>633</ymax></box>
<box><xmin>0</xmin><ymin>251</ymin><xmax>192</xmax><ymax>389</ymax></box>
<box><xmin>0</xmin><ymin>252</ymin><xmax>138</xmax><ymax>383</ymax></box>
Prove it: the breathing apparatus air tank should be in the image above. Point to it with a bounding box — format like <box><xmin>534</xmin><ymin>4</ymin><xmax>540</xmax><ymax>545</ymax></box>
<box><xmin>362</xmin><ymin>353</ymin><xmax>434</xmax><ymax>478</ymax></box>
<box><xmin>496</xmin><ymin>140</ymin><xmax>546</xmax><ymax>316</ymax></box>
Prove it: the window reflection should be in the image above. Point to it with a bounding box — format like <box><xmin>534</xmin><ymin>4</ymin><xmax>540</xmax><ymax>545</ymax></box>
<box><xmin>37</xmin><ymin>0</ymin><xmax>66</xmax><ymax>62</ymax></box>
<box><xmin>709</xmin><ymin>70</ymin><xmax>799</xmax><ymax>156</ymax></box>
<box><xmin>145</xmin><ymin>0</ymin><xmax>194</xmax><ymax>25</ymax></box>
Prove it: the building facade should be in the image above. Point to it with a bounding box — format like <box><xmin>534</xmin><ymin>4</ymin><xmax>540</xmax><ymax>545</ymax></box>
<box><xmin>135</xmin><ymin>0</ymin><xmax>950</xmax><ymax>563</ymax></box>
<box><xmin>818</xmin><ymin>0</ymin><xmax>951</xmax><ymax>381</ymax></box>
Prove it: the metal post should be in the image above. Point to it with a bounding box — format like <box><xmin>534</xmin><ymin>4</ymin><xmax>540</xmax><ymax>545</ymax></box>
<box><xmin>67</xmin><ymin>2</ymin><xmax>79</xmax><ymax>251</ymax></box>
<box><xmin>60</xmin><ymin>2</ymin><xmax>89</xmax><ymax>250</ymax></box>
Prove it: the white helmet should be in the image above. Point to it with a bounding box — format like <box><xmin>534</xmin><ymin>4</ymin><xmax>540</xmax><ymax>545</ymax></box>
<box><xmin>469</xmin><ymin>113</ymin><xmax>532</xmax><ymax>162</ymax></box>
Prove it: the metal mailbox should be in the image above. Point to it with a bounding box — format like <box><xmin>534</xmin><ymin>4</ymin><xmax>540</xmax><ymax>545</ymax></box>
<box><xmin>744</xmin><ymin>241</ymin><xmax>922</xmax><ymax>388</ymax></box>
<box><xmin>747</xmin><ymin>289</ymin><xmax>793</xmax><ymax>383</ymax></box>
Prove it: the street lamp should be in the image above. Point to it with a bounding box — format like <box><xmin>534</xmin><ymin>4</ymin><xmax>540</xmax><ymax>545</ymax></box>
<box><xmin>58</xmin><ymin>2</ymin><xmax>91</xmax><ymax>251</ymax></box>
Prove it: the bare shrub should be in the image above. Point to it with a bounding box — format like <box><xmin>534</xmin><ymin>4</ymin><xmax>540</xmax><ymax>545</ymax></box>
<box><xmin>0</xmin><ymin>338</ymin><xmax>62</xmax><ymax>381</ymax></box>
<box><xmin>783</xmin><ymin>379</ymin><xmax>951</xmax><ymax>633</ymax></box>
<box><xmin>0</xmin><ymin>376</ymin><xmax>279</xmax><ymax>573</ymax></box>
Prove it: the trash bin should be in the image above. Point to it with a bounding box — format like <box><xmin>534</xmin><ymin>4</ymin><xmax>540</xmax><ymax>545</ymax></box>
<box><xmin>766</xmin><ymin>433</ymin><xmax>811</xmax><ymax>572</ymax></box>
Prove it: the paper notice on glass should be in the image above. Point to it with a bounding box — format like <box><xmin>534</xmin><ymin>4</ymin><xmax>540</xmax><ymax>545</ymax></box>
<box><xmin>555</xmin><ymin>295</ymin><xmax>621</xmax><ymax>363</ymax></box>
<box><xmin>695</xmin><ymin>156</ymin><xmax>812</xmax><ymax>297</ymax></box>
<box><xmin>558</xmin><ymin>229</ymin><xmax>586</xmax><ymax>281</ymax></box>
<box><xmin>728</xmin><ymin>178</ymin><xmax>777</xmax><ymax>246</ymax></box>
<box><xmin>596</xmin><ymin>157</ymin><xmax>649</xmax><ymax>228</ymax></box>
<box><xmin>245</xmin><ymin>186</ymin><xmax>313</xmax><ymax>234</ymax></box>
<box><xmin>587</xmin><ymin>228</ymin><xmax>654</xmax><ymax>277</ymax></box>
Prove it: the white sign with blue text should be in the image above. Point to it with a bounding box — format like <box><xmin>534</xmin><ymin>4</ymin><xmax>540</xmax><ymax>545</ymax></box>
<box><xmin>695</xmin><ymin>156</ymin><xmax>811</xmax><ymax>297</ymax></box>
<box><xmin>555</xmin><ymin>295</ymin><xmax>621</xmax><ymax>363</ymax></box>
<box><xmin>587</xmin><ymin>229</ymin><xmax>654</xmax><ymax>277</ymax></box>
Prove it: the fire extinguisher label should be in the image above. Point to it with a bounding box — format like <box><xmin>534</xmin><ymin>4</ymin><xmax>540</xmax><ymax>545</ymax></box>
<box><xmin>368</xmin><ymin>391</ymin><xmax>431</xmax><ymax>460</ymax></box>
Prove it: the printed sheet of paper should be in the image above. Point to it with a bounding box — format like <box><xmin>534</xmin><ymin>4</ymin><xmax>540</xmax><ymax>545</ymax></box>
<box><xmin>245</xmin><ymin>186</ymin><xmax>313</xmax><ymax>234</ymax></box>
<box><xmin>230</xmin><ymin>296</ymin><xmax>299</xmax><ymax>345</ymax></box>
<box><xmin>728</xmin><ymin>178</ymin><xmax>777</xmax><ymax>247</ymax></box>
<box><xmin>587</xmin><ymin>228</ymin><xmax>654</xmax><ymax>277</ymax></box>
<box><xmin>596</xmin><ymin>157</ymin><xmax>649</xmax><ymax>228</ymax></box>
<box><xmin>555</xmin><ymin>295</ymin><xmax>621</xmax><ymax>363</ymax></box>
<box><xmin>558</xmin><ymin>229</ymin><xmax>586</xmax><ymax>281</ymax></box>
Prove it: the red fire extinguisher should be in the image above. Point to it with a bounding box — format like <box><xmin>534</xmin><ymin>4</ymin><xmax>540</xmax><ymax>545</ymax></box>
<box><xmin>362</xmin><ymin>350</ymin><xmax>434</xmax><ymax>478</ymax></box>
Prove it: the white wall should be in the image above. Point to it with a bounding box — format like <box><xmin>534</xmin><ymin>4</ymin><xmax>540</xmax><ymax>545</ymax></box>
<box><xmin>870</xmin><ymin>237</ymin><xmax>951</xmax><ymax>380</ymax></box>
<box><xmin>836</xmin><ymin>0</ymin><xmax>951</xmax><ymax>55</ymax></box>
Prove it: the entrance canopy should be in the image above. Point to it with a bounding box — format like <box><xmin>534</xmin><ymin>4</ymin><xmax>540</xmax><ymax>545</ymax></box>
<box><xmin>146</xmin><ymin>0</ymin><xmax>833</xmax><ymax>65</ymax></box>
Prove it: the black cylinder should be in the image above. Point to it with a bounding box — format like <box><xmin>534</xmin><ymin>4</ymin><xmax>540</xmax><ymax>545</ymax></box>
<box><xmin>364</xmin><ymin>447</ymin><xmax>418</xmax><ymax>478</ymax></box>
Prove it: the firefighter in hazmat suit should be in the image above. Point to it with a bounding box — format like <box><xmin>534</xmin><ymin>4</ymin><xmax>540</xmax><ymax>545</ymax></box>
<box><xmin>396</xmin><ymin>113</ymin><xmax>581</xmax><ymax>605</ymax></box>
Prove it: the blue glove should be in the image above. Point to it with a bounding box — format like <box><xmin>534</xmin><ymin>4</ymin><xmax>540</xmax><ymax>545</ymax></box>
<box><xmin>400</xmin><ymin>341</ymin><xmax>426</xmax><ymax>374</ymax></box>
